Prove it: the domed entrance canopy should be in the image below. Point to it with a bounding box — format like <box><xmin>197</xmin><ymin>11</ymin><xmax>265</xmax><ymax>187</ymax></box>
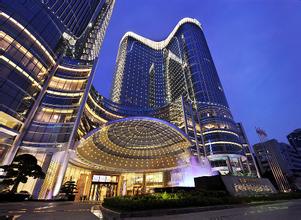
<box><xmin>76</xmin><ymin>117</ymin><xmax>192</xmax><ymax>172</ymax></box>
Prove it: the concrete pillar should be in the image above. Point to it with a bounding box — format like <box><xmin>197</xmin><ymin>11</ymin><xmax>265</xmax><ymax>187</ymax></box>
<box><xmin>238</xmin><ymin>157</ymin><xmax>245</xmax><ymax>173</ymax></box>
<box><xmin>117</xmin><ymin>175</ymin><xmax>123</xmax><ymax>196</ymax></box>
<box><xmin>226</xmin><ymin>156</ymin><xmax>233</xmax><ymax>174</ymax></box>
<box><xmin>163</xmin><ymin>171</ymin><xmax>171</xmax><ymax>187</ymax></box>
<box><xmin>141</xmin><ymin>173</ymin><xmax>146</xmax><ymax>194</ymax></box>
<box><xmin>32</xmin><ymin>152</ymin><xmax>53</xmax><ymax>199</ymax></box>
<box><xmin>52</xmin><ymin>150</ymin><xmax>70</xmax><ymax>197</ymax></box>
<box><xmin>245</xmin><ymin>157</ymin><xmax>252</xmax><ymax>174</ymax></box>
<box><xmin>3</xmin><ymin>62</ymin><xmax>60</xmax><ymax>166</ymax></box>
<box><xmin>37</xmin><ymin>150</ymin><xmax>70</xmax><ymax>199</ymax></box>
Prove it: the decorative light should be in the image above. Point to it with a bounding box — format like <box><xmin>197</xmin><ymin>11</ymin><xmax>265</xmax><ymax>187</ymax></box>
<box><xmin>0</xmin><ymin>55</ymin><xmax>42</xmax><ymax>89</ymax></box>
<box><xmin>0</xmin><ymin>12</ymin><xmax>55</xmax><ymax>64</ymax></box>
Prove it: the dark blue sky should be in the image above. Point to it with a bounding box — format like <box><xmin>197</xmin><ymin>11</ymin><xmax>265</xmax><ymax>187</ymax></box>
<box><xmin>95</xmin><ymin>0</ymin><xmax>301</xmax><ymax>145</ymax></box>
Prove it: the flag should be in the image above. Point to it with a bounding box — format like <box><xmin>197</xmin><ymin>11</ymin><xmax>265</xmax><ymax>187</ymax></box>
<box><xmin>256</xmin><ymin>127</ymin><xmax>267</xmax><ymax>137</ymax></box>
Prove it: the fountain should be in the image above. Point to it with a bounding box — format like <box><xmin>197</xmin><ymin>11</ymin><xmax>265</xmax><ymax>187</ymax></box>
<box><xmin>171</xmin><ymin>156</ymin><xmax>218</xmax><ymax>187</ymax></box>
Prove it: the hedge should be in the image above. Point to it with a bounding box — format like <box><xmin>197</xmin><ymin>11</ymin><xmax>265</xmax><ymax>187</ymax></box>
<box><xmin>103</xmin><ymin>191</ymin><xmax>301</xmax><ymax>211</ymax></box>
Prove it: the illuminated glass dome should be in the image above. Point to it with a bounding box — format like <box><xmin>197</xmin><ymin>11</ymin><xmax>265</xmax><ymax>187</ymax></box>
<box><xmin>76</xmin><ymin>117</ymin><xmax>192</xmax><ymax>172</ymax></box>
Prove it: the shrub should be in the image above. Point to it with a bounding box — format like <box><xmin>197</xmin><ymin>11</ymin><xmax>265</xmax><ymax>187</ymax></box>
<box><xmin>102</xmin><ymin>191</ymin><xmax>301</xmax><ymax>212</ymax></box>
<box><xmin>103</xmin><ymin>191</ymin><xmax>240</xmax><ymax>211</ymax></box>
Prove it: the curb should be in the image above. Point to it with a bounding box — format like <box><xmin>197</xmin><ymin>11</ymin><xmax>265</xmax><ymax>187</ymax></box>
<box><xmin>100</xmin><ymin>199</ymin><xmax>301</xmax><ymax>219</ymax></box>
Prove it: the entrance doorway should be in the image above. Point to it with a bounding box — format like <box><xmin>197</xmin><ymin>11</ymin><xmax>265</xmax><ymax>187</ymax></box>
<box><xmin>132</xmin><ymin>185</ymin><xmax>142</xmax><ymax>195</ymax></box>
<box><xmin>89</xmin><ymin>183</ymin><xmax>118</xmax><ymax>201</ymax></box>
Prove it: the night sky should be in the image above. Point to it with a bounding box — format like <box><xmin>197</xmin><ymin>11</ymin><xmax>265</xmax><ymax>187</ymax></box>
<box><xmin>94</xmin><ymin>0</ymin><xmax>301</xmax><ymax>146</ymax></box>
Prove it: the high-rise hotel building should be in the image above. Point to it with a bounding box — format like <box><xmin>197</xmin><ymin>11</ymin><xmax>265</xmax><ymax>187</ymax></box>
<box><xmin>0</xmin><ymin>1</ymin><xmax>257</xmax><ymax>200</ymax></box>
<box><xmin>0</xmin><ymin>0</ymin><xmax>115</xmax><ymax>199</ymax></box>
<box><xmin>111</xmin><ymin>19</ymin><xmax>255</xmax><ymax>175</ymax></box>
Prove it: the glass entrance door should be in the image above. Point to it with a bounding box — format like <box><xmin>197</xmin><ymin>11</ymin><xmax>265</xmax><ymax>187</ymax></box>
<box><xmin>89</xmin><ymin>183</ymin><xmax>117</xmax><ymax>201</ymax></box>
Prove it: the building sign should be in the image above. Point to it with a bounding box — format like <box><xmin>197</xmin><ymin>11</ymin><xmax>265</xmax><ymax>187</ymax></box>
<box><xmin>221</xmin><ymin>176</ymin><xmax>277</xmax><ymax>197</ymax></box>
<box><xmin>92</xmin><ymin>175</ymin><xmax>117</xmax><ymax>183</ymax></box>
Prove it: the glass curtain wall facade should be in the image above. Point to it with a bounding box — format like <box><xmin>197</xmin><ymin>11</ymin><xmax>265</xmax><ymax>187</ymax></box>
<box><xmin>0</xmin><ymin>0</ymin><xmax>115</xmax><ymax>198</ymax></box>
<box><xmin>236</xmin><ymin>122</ymin><xmax>260</xmax><ymax>177</ymax></box>
<box><xmin>0</xmin><ymin>0</ymin><xmax>58</xmax><ymax>164</ymax></box>
<box><xmin>111</xmin><ymin>18</ymin><xmax>248</xmax><ymax>174</ymax></box>
<box><xmin>253</xmin><ymin>140</ymin><xmax>292</xmax><ymax>192</ymax></box>
<box><xmin>1</xmin><ymin>1</ymin><xmax>255</xmax><ymax>200</ymax></box>
<box><xmin>288</xmin><ymin>129</ymin><xmax>301</xmax><ymax>154</ymax></box>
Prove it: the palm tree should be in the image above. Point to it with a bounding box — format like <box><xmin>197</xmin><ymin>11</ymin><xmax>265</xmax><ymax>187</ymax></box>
<box><xmin>0</xmin><ymin>154</ymin><xmax>45</xmax><ymax>193</ymax></box>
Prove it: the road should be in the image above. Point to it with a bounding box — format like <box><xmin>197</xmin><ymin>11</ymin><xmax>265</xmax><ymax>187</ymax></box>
<box><xmin>1</xmin><ymin>199</ymin><xmax>301</xmax><ymax>219</ymax></box>
<box><xmin>0</xmin><ymin>201</ymin><xmax>100</xmax><ymax>220</ymax></box>
<box><xmin>133</xmin><ymin>199</ymin><xmax>301</xmax><ymax>220</ymax></box>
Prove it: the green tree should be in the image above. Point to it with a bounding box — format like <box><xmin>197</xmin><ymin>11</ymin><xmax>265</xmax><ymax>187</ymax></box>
<box><xmin>0</xmin><ymin>154</ymin><xmax>45</xmax><ymax>193</ymax></box>
<box><xmin>59</xmin><ymin>180</ymin><xmax>78</xmax><ymax>200</ymax></box>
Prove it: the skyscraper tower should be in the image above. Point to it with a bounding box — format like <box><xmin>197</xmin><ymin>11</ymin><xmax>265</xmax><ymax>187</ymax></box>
<box><xmin>0</xmin><ymin>0</ymin><xmax>115</xmax><ymax>198</ymax></box>
<box><xmin>111</xmin><ymin>18</ymin><xmax>247</xmax><ymax>174</ymax></box>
